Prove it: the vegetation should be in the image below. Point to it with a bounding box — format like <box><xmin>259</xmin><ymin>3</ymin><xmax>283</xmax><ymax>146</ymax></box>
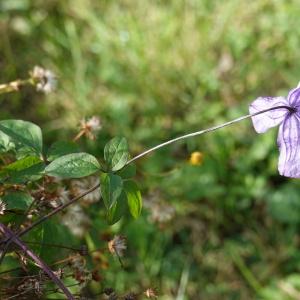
<box><xmin>1</xmin><ymin>1</ymin><xmax>300</xmax><ymax>299</ymax></box>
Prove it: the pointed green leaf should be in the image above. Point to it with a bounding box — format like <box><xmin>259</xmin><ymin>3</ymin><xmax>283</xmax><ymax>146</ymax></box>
<box><xmin>106</xmin><ymin>191</ymin><xmax>126</xmax><ymax>225</ymax></box>
<box><xmin>0</xmin><ymin>131</ymin><xmax>14</xmax><ymax>153</ymax></box>
<box><xmin>0</xmin><ymin>120</ymin><xmax>43</xmax><ymax>155</ymax></box>
<box><xmin>104</xmin><ymin>137</ymin><xmax>129</xmax><ymax>172</ymax></box>
<box><xmin>47</xmin><ymin>141</ymin><xmax>80</xmax><ymax>161</ymax></box>
<box><xmin>124</xmin><ymin>180</ymin><xmax>142</xmax><ymax>219</ymax></box>
<box><xmin>2</xmin><ymin>192</ymin><xmax>33</xmax><ymax>211</ymax></box>
<box><xmin>100</xmin><ymin>173</ymin><xmax>123</xmax><ymax>209</ymax></box>
<box><xmin>3</xmin><ymin>156</ymin><xmax>45</xmax><ymax>183</ymax></box>
<box><xmin>45</xmin><ymin>152</ymin><xmax>100</xmax><ymax>178</ymax></box>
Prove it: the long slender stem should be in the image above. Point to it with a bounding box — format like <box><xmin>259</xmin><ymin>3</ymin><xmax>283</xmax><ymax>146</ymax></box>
<box><xmin>0</xmin><ymin>224</ymin><xmax>74</xmax><ymax>300</ymax></box>
<box><xmin>0</xmin><ymin>105</ymin><xmax>291</xmax><ymax>257</ymax></box>
<box><xmin>126</xmin><ymin>105</ymin><xmax>291</xmax><ymax>165</ymax></box>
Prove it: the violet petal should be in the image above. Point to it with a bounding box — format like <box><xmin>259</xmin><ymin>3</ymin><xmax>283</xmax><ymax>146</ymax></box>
<box><xmin>249</xmin><ymin>96</ymin><xmax>288</xmax><ymax>133</ymax></box>
<box><xmin>277</xmin><ymin>114</ymin><xmax>300</xmax><ymax>178</ymax></box>
<box><xmin>287</xmin><ymin>86</ymin><xmax>300</xmax><ymax>107</ymax></box>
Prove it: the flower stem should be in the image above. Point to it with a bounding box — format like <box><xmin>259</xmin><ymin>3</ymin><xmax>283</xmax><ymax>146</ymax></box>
<box><xmin>0</xmin><ymin>79</ymin><xmax>33</xmax><ymax>95</ymax></box>
<box><xmin>0</xmin><ymin>105</ymin><xmax>291</xmax><ymax>259</ymax></box>
<box><xmin>126</xmin><ymin>105</ymin><xmax>291</xmax><ymax>165</ymax></box>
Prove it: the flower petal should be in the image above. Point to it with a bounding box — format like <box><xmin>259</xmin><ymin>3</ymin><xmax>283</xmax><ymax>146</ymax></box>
<box><xmin>249</xmin><ymin>96</ymin><xmax>288</xmax><ymax>133</ymax></box>
<box><xmin>277</xmin><ymin>114</ymin><xmax>300</xmax><ymax>178</ymax></box>
<box><xmin>287</xmin><ymin>86</ymin><xmax>300</xmax><ymax>107</ymax></box>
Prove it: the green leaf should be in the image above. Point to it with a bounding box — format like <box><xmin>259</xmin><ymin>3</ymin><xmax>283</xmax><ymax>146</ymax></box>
<box><xmin>100</xmin><ymin>173</ymin><xmax>123</xmax><ymax>209</ymax></box>
<box><xmin>39</xmin><ymin>219</ymin><xmax>76</xmax><ymax>262</ymax></box>
<box><xmin>104</xmin><ymin>137</ymin><xmax>129</xmax><ymax>172</ymax></box>
<box><xmin>0</xmin><ymin>120</ymin><xmax>43</xmax><ymax>155</ymax></box>
<box><xmin>25</xmin><ymin>224</ymin><xmax>45</xmax><ymax>256</ymax></box>
<box><xmin>2</xmin><ymin>156</ymin><xmax>45</xmax><ymax>183</ymax></box>
<box><xmin>47</xmin><ymin>141</ymin><xmax>80</xmax><ymax>161</ymax></box>
<box><xmin>0</xmin><ymin>131</ymin><xmax>14</xmax><ymax>153</ymax></box>
<box><xmin>124</xmin><ymin>180</ymin><xmax>142</xmax><ymax>219</ymax></box>
<box><xmin>2</xmin><ymin>192</ymin><xmax>33</xmax><ymax>210</ymax></box>
<box><xmin>45</xmin><ymin>152</ymin><xmax>100</xmax><ymax>178</ymax></box>
<box><xmin>15</xmin><ymin>145</ymin><xmax>38</xmax><ymax>160</ymax></box>
<box><xmin>106</xmin><ymin>191</ymin><xmax>127</xmax><ymax>225</ymax></box>
<box><xmin>117</xmin><ymin>164</ymin><xmax>136</xmax><ymax>179</ymax></box>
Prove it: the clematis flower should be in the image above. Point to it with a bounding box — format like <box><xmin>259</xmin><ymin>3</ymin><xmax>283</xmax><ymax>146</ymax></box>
<box><xmin>249</xmin><ymin>83</ymin><xmax>300</xmax><ymax>178</ymax></box>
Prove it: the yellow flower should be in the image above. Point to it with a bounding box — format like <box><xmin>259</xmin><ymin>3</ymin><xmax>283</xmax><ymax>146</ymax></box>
<box><xmin>189</xmin><ymin>151</ymin><xmax>203</xmax><ymax>166</ymax></box>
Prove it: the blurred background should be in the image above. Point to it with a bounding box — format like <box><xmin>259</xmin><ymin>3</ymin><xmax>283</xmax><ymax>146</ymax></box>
<box><xmin>1</xmin><ymin>0</ymin><xmax>300</xmax><ymax>299</ymax></box>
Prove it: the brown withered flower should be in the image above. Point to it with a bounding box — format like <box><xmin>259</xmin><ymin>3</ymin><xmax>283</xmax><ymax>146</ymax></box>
<box><xmin>108</xmin><ymin>235</ymin><xmax>127</xmax><ymax>257</ymax></box>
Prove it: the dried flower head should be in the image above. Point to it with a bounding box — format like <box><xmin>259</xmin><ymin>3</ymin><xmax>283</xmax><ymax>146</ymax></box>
<box><xmin>70</xmin><ymin>254</ymin><xmax>86</xmax><ymax>271</ymax></box>
<box><xmin>189</xmin><ymin>151</ymin><xmax>203</xmax><ymax>166</ymax></box>
<box><xmin>144</xmin><ymin>192</ymin><xmax>175</xmax><ymax>224</ymax></box>
<box><xmin>108</xmin><ymin>292</ymin><xmax>118</xmax><ymax>300</ymax></box>
<box><xmin>108</xmin><ymin>235</ymin><xmax>127</xmax><ymax>257</ymax></box>
<box><xmin>0</xmin><ymin>199</ymin><xmax>6</xmax><ymax>215</ymax></box>
<box><xmin>17</xmin><ymin>278</ymin><xmax>44</xmax><ymax>296</ymax></box>
<box><xmin>31</xmin><ymin>185</ymin><xmax>69</xmax><ymax>212</ymax></box>
<box><xmin>31</xmin><ymin>65</ymin><xmax>57</xmax><ymax>94</ymax></box>
<box><xmin>71</xmin><ymin>176</ymin><xmax>100</xmax><ymax>205</ymax></box>
<box><xmin>124</xmin><ymin>292</ymin><xmax>137</xmax><ymax>300</ymax></box>
<box><xmin>144</xmin><ymin>288</ymin><xmax>158</xmax><ymax>299</ymax></box>
<box><xmin>74</xmin><ymin>116</ymin><xmax>102</xmax><ymax>141</ymax></box>
<box><xmin>62</xmin><ymin>204</ymin><xmax>90</xmax><ymax>237</ymax></box>
<box><xmin>104</xmin><ymin>287</ymin><xmax>115</xmax><ymax>295</ymax></box>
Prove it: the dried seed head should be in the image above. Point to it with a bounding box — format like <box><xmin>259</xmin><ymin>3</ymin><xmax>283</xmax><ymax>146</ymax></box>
<box><xmin>108</xmin><ymin>292</ymin><xmax>118</xmax><ymax>300</ymax></box>
<box><xmin>144</xmin><ymin>193</ymin><xmax>175</xmax><ymax>224</ymax></box>
<box><xmin>31</xmin><ymin>65</ymin><xmax>57</xmax><ymax>94</ymax></box>
<box><xmin>108</xmin><ymin>235</ymin><xmax>127</xmax><ymax>257</ymax></box>
<box><xmin>70</xmin><ymin>254</ymin><xmax>86</xmax><ymax>271</ymax></box>
<box><xmin>77</xmin><ymin>116</ymin><xmax>102</xmax><ymax>141</ymax></box>
<box><xmin>71</xmin><ymin>176</ymin><xmax>100</xmax><ymax>205</ymax></box>
<box><xmin>92</xmin><ymin>270</ymin><xmax>102</xmax><ymax>282</ymax></box>
<box><xmin>61</xmin><ymin>204</ymin><xmax>90</xmax><ymax>237</ymax></box>
<box><xmin>144</xmin><ymin>288</ymin><xmax>158</xmax><ymax>299</ymax></box>
<box><xmin>17</xmin><ymin>278</ymin><xmax>44</xmax><ymax>296</ymax></box>
<box><xmin>104</xmin><ymin>287</ymin><xmax>114</xmax><ymax>295</ymax></box>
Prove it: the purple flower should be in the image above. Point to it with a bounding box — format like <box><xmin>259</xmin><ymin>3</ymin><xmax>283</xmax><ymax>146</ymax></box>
<box><xmin>249</xmin><ymin>83</ymin><xmax>300</xmax><ymax>178</ymax></box>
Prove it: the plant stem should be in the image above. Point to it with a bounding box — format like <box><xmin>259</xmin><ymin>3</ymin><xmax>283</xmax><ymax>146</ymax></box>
<box><xmin>0</xmin><ymin>105</ymin><xmax>292</xmax><ymax>260</ymax></box>
<box><xmin>126</xmin><ymin>105</ymin><xmax>291</xmax><ymax>165</ymax></box>
<box><xmin>0</xmin><ymin>224</ymin><xmax>74</xmax><ymax>300</ymax></box>
<box><xmin>0</xmin><ymin>79</ymin><xmax>33</xmax><ymax>95</ymax></box>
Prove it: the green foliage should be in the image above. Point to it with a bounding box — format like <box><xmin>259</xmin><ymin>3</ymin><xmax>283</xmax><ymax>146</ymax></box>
<box><xmin>0</xmin><ymin>120</ymin><xmax>43</xmax><ymax>155</ymax></box>
<box><xmin>1</xmin><ymin>191</ymin><xmax>33</xmax><ymax>211</ymax></box>
<box><xmin>45</xmin><ymin>152</ymin><xmax>100</xmax><ymax>178</ymax></box>
<box><xmin>0</xmin><ymin>131</ymin><xmax>13</xmax><ymax>153</ymax></box>
<box><xmin>267</xmin><ymin>185</ymin><xmax>300</xmax><ymax>224</ymax></box>
<box><xmin>1</xmin><ymin>156</ymin><xmax>45</xmax><ymax>183</ymax></box>
<box><xmin>117</xmin><ymin>164</ymin><xmax>136</xmax><ymax>179</ymax></box>
<box><xmin>47</xmin><ymin>141</ymin><xmax>80</xmax><ymax>161</ymax></box>
<box><xmin>104</xmin><ymin>136</ymin><xmax>129</xmax><ymax>172</ymax></box>
<box><xmin>124</xmin><ymin>180</ymin><xmax>142</xmax><ymax>219</ymax></box>
<box><xmin>106</xmin><ymin>191</ymin><xmax>127</xmax><ymax>225</ymax></box>
<box><xmin>1</xmin><ymin>1</ymin><xmax>300</xmax><ymax>299</ymax></box>
<box><xmin>100</xmin><ymin>173</ymin><xmax>123</xmax><ymax>209</ymax></box>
